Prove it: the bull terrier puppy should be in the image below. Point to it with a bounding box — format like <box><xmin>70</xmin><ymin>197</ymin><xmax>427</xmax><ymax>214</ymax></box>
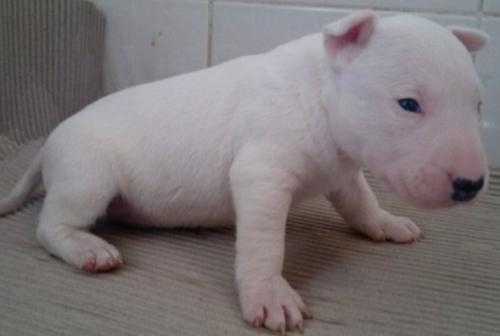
<box><xmin>0</xmin><ymin>11</ymin><xmax>489</xmax><ymax>333</ymax></box>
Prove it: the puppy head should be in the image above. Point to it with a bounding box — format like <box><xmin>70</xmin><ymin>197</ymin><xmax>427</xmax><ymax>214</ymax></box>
<box><xmin>321</xmin><ymin>11</ymin><xmax>489</xmax><ymax>208</ymax></box>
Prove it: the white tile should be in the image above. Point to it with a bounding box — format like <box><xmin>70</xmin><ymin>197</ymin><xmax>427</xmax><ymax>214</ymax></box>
<box><xmin>212</xmin><ymin>3</ymin><xmax>478</xmax><ymax>63</ymax></box>
<box><xmin>484</xmin><ymin>0</ymin><xmax>500</xmax><ymax>14</ymax></box>
<box><xmin>417</xmin><ymin>13</ymin><xmax>477</xmax><ymax>26</ymax></box>
<box><xmin>333</xmin><ymin>0</ymin><xmax>478</xmax><ymax>11</ymax></box>
<box><xmin>477</xmin><ymin>18</ymin><xmax>500</xmax><ymax>167</ymax></box>
<box><xmin>90</xmin><ymin>0</ymin><xmax>208</xmax><ymax>93</ymax></box>
<box><xmin>216</xmin><ymin>0</ymin><xmax>479</xmax><ymax>13</ymax></box>
<box><xmin>212</xmin><ymin>3</ymin><xmax>348</xmax><ymax>64</ymax></box>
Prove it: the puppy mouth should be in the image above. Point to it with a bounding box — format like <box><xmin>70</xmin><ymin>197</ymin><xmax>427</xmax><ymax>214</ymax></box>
<box><xmin>376</xmin><ymin>170</ymin><xmax>453</xmax><ymax>209</ymax></box>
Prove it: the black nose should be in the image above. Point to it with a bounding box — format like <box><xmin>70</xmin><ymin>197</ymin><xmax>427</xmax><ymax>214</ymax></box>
<box><xmin>452</xmin><ymin>176</ymin><xmax>484</xmax><ymax>202</ymax></box>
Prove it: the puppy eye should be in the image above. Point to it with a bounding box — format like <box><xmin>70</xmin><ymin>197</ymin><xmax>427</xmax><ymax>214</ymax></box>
<box><xmin>398</xmin><ymin>98</ymin><xmax>421</xmax><ymax>113</ymax></box>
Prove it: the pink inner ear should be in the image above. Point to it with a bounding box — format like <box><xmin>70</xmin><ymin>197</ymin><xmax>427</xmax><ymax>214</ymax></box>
<box><xmin>344</xmin><ymin>23</ymin><xmax>365</xmax><ymax>45</ymax></box>
<box><xmin>326</xmin><ymin>24</ymin><xmax>364</xmax><ymax>52</ymax></box>
<box><xmin>453</xmin><ymin>30</ymin><xmax>487</xmax><ymax>52</ymax></box>
<box><xmin>448</xmin><ymin>26</ymin><xmax>489</xmax><ymax>52</ymax></box>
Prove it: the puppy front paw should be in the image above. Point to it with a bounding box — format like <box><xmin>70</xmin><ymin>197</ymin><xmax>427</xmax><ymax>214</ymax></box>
<box><xmin>353</xmin><ymin>210</ymin><xmax>421</xmax><ymax>243</ymax></box>
<box><xmin>238</xmin><ymin>275</ymin><xmax>311</xmax><ymax>333</ymax></box>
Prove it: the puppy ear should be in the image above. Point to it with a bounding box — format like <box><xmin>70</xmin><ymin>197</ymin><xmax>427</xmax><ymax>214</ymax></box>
<box><xmin>448</xmin><ymin>26</ymin><xmax>489</xmax><ymax>52</ymax></box>
<box><xmin>323</xmin><ymin>11</ymin><xmax>378</xmax><ymax>64</ymax></box>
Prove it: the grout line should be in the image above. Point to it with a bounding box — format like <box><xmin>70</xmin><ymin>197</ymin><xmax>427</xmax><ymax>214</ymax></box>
<box><xmin>471</xmin><ymin>0</ymin><xmax>484</xmax><ymax>62</ymax></box>
<box><xmin>478</xmin><ymin>0</ymin><xmax>485</xmax><ymax>27</ymax></box>
<box><xmin>474</xmin><ymin>0</ymin><xmax>484</xmax><ymax>62</ymax></box>
<box><xmin>213</xmin><ymin>0</ymin><xmax>500</xmax><ymax>17</ymax></box>
<box><xmin>206</xmin><ymin>0</ymin><xmax>214</xmax><ymax>67</ymax></box>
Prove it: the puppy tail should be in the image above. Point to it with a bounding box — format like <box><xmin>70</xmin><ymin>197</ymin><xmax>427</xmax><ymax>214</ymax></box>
<box><xmin>0</xmin><ymin>150</ymin><xmax>43</xmax><ymax>216</ymax></box>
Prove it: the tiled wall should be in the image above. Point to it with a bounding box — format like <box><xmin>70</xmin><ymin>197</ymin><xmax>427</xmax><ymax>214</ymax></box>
<box><xmin>90</xmin><ymin>0</ymin><xmax>500</xmax><ymax>167</ymax></box>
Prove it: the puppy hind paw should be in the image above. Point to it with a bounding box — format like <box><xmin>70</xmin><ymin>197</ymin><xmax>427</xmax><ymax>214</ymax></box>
<box><xmin>80</xmin><ymin>245</ymin><xmax>123</xmax><ymax>273</ymax></box>
<box><xmin>39</xmin><ymin>228</ymin><xmax>123</xmax><ymax>273</ymax></box>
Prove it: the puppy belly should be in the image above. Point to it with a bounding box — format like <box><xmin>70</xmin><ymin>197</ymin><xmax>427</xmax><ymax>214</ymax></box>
<box><xmin>105</xmin><ymin>194</ymin><xmax>234</xmax><ymax>228</ymax></box>
<box><xmin>106</xmin><ymin>196</ymin><xmax>143</xmax><ymax>224</ymax></box>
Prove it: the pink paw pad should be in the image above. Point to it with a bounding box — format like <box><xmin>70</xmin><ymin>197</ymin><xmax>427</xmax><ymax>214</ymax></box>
<box><xmin>102</xmin><ymin>256</ymin><xmax>123</xmax><ymax>271</ymax></box>
<box><xmin>82</xmin><ymin>254</ymin><xmax>97</xmax><ymax>273</ymax></box>
<box><xmin>81</xmin><ymin>253</ymin><xmax>123</xmax><ymax>273</ymax></box>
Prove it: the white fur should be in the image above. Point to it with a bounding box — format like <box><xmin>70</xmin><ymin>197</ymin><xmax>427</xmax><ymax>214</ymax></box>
<box><xmin>0</xmin><ymin>11</ymin><xmax>489</xmax><ymax>332</ymax></box>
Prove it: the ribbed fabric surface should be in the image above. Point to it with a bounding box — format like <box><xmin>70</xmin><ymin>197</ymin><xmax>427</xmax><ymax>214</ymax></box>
<box><xmin>1</xmin><ymin>144</ymin><xmax>499</xmax><ymax>336</ymax></box>
<box><xmin>0</xmin><ymin>1</ymin><xmax>499</xmax><ymax>335</ymax></box>
<box><xmin>0</xmin><ymin>0</ymin><xmax>104</xmax><ymax>158</ymax></box>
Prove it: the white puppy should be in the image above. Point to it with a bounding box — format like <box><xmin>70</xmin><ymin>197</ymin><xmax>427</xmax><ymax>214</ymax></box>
<box><xmin>0</xmin><ymin>11</ymin><xmax>489</xmax><ymax>333</ymax></box>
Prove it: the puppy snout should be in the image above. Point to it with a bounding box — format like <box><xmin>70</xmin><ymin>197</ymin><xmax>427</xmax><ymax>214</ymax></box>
<box><xmin>451</xmin><ymin>176</ymin><xmax>484</xmax><ymax>202</ymax></box>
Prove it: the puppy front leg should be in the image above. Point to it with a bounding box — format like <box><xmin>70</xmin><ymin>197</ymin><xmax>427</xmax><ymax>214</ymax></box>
<box><xmin>326</xmin><ymin>170</ymin><xmax>421</xmax><ymax>243</ymax></box>
<box><xmin>230</xmin><ymin>160</ymin><xmax>310</xmax><ymax>333</ymax></box>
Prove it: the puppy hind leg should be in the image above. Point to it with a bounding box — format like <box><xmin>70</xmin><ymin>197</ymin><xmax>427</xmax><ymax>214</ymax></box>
<box><xmin>36</xmin><ymin>181</ymin><xmax>122</xmax><ymax>273</ymax></box>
